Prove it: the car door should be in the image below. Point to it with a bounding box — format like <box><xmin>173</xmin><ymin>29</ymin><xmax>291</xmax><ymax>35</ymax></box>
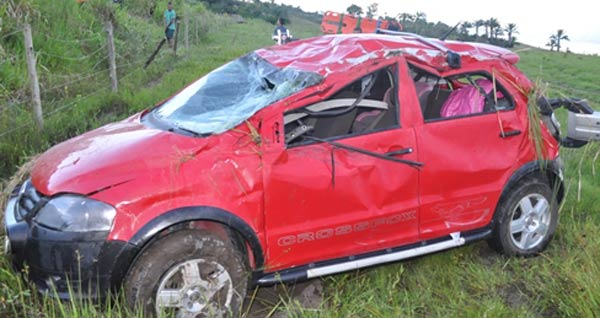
<box><xmin>413</xmin><ymin>68</ymin><xmax>527</xmax><ymax>240</ymax></box>
<box><xmin>261</xmin><ymin>62</ymin><xmax>421</xmax><ymax>271</ymax></box>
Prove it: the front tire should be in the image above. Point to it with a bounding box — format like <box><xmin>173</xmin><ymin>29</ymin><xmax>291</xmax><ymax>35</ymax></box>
<box><xmin>125</xmin><ymin>229</ymin><xmax>248</xmax><ymax>318</ymax></box>
<box><xmin>489</xmin><ymin>176</ymin><xmax>558</xmax><ymax>256</ymax></box>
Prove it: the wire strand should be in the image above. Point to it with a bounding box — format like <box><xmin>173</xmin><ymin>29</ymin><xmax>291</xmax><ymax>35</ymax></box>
<box><xmin>0</xmin><ymin>28</ymin><xmax>23</xmax><ymax>40</ymax></box>
<box><xmin>38</xmin><ymin>44</ymin><xmax>107</xmax><ymax>62</ymax></box>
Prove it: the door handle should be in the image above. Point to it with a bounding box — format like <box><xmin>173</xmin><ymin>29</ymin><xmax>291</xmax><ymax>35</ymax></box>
<box><xmin>385</xmin><ymin>147</ymin><xmax>413</xmax><ymax>156</ymax></box>
<box><xmin>500</xmin><ymin>130</ymin><xmax>521</xmax><ymax>138</ymax></box>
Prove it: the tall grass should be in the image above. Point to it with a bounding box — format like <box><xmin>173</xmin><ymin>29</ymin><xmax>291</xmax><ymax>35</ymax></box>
<box><xmin>1</xmin><ymin>2</ymin><xmax>283</xmax><ymax>317</ymax></box>
<box><xmin>1</xmin><ymin>4</ymin><xmax>599</xmax><ymax>317</ymax></box>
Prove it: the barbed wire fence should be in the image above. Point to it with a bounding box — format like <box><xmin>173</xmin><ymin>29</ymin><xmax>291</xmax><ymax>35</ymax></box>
<box><xmin>0</xmin><ymin>11</ymin><xmax>597</xmax><ymax>140</ymax></box>
<box><xmin>0</xmin><ymin>10</ymin><xmax>227</xmax><ymax>140</ymax></box>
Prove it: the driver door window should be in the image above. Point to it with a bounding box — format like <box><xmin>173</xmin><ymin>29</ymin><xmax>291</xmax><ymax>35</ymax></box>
<box><xmin>284</xmin><ymin>65</ymin><xmax>399</xmax><ymax>146</ymax></box>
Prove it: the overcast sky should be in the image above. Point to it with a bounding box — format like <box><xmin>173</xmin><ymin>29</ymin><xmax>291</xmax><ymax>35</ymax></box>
<box><xmin>277</xmin><ymin>0</ymin><xmax>600</xmax><ymax>54</ymax></box>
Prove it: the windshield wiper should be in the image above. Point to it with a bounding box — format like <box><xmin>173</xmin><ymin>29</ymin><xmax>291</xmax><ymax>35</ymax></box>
<box><xmin>169</xmin><ymin>125</ymin><xmax>206</xmax><ymax>137</ymax></box>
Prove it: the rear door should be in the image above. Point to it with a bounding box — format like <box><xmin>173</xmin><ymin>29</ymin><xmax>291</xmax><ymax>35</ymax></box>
<box><xmin>413</xmin><ymin>69</ymin><xmax>527</xmax><ymax>240</ymax></box>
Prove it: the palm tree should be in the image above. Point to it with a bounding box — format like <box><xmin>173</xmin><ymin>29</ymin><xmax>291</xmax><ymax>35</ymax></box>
<box><xmin>366</xmin><ymin>3</ymin><xmax>378</xmax><ymax>19</ymax></box>
<box><xmin>474</xmin><ymin>19</ymin><xmax>485</xmax><ymax>37</ymax></box>
<box><xmin>415</xmin><ymin>11</ymin><xmax>426</xmax><ymax>21</ymax></box>
<box><xmin>493</xmin><ymin>27</ymin><xmax>503</xmax><ymax>40</ymax></box>
<box><xmin>346</xmin><ymin>4</ymin><xmax>363</xmax><ymax>16</ymax></box>
<box><xmin>483</xmin><ymin>20</ymin><xmax>490</xmax><ymax>38</ymax></box>
<box><xmin>553</xmin><ymin>29</ymin><xmax>570</xmax><ymax>52</ymax></box>
<box><xmin>504</xmin><ymin>23</ymin><xmax>518</xmax><ymax>46</ymax></box>
<box><xmin>398</xmin><ymin>12</ymin><xmax>414</xmax><ymax>24</ymax></box>
<box><xmin>546</xmin><ymin>35</ymin><xmax>557</xmax><ymax>51</ymax></box>
<box><xmin>487</xmin><ymin>18</ymin><xmax>500</xmax><ymax>39</ymax></box>
<box><xmin>460</xmin><ymin>21</ymin><xmax>472</xmax><ymax>36</ymax></box>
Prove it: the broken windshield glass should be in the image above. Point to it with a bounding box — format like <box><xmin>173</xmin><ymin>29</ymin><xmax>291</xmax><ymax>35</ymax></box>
<box><xmin>153</xmin><ymin>52</ymin><xmax>323</xmax><ymax>135</ymax></box>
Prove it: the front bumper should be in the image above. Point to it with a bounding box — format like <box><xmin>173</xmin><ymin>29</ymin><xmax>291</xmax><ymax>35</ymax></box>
<box><xmin>3</xmin><ymin>193</ymin><xmax>139</xmax><ymax>300</ymax></box>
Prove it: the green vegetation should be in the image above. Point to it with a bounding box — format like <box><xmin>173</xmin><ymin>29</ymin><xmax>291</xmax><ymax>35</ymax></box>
<box><xmin>198</xmin><ymin>0</ymin><xmax>321</xmax><ymax>25</ymax></box>
<box><xmin>1</xmin><ymin>1</ymin><xmax>599</xmax><ymax>317</ymax></box>
<box><xmin>547</xmin><ymin>29</ymin><xmax>570</xmax><ymax>52</ymax></box>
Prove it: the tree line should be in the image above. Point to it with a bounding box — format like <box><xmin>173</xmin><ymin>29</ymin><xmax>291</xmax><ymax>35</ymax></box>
<box><xmin>194</xmin><ymin>0</ymin><xmax>321</xmax><ymax>25</ymax></box>
<box><xmin>346</xmin><ymin>3</ymin><xmax>519</xmax><ymax>48</ymax></box>
<box><xmin>346</xmin><ymin>3</ymin><xmax>571</xmax><ymax>52</ymax></box>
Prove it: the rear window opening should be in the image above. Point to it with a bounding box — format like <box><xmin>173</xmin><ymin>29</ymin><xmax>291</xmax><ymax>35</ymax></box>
<box><xmin>409</xmin><ymin>64</ymin><xmax>514</xmax><ymax>121</ymax></box>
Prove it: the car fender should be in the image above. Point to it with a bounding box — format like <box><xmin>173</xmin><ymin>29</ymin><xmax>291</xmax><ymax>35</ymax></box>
<box><xmin>128</xmin><ymin>206</ymin><xmax>265</xmax><ymax>269</ymax></box>
<box><xmin>497</xmin><ymin>159</ymin><xmax>565</xmax><ymax>213</ymax></box>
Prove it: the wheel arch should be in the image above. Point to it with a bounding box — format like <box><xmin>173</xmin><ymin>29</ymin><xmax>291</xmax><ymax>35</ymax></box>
<box><xmin>487</xmin><ymin>159</ymin><xmax>563</xmax><ymax>255</ymax></box>
<box><xmin>498</xmin><ymin>159</ymin><xmax>565</xmax><ymax>212</ymax></box>
<box><xmin>128</xmin><ymin>206</ymin><xmax>265</xmax><ymax>270</ymax></box>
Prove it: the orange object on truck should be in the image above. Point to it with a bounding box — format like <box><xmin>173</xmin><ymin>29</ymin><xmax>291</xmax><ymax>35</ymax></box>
<box><xmin>321</xmin><ymin>11</ymin><xmax>392</xmax><ymax>34</ymax></box>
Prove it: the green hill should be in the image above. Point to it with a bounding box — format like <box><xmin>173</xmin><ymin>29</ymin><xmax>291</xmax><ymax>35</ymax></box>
<box><xmin>1</xmin><ymin>1</ymin><xmax>599</xmax><ymax>317</ymax></box>
<box><xmin>0</xmin><ymin>0</ymin><xmax>322</xmax><ymax>180</ymax></box>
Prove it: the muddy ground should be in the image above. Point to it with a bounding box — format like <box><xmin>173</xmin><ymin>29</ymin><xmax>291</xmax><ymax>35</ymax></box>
<box><xmin>245</xmin><ymin>279</ymin><xmax>324</xmax><ymax>318</ymax></box>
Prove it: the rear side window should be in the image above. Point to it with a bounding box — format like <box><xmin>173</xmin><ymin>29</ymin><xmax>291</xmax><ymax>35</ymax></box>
<box><xmin>409</xmin><ymin>64</ymin><xmax>514</xmax><ymax>121</ymax></box>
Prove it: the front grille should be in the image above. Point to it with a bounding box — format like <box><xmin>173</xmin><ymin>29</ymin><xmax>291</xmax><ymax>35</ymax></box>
<box><xmin>15</xmin><ymin>179</ymin><xmax>46</xmax><ymax>221</ymax></box>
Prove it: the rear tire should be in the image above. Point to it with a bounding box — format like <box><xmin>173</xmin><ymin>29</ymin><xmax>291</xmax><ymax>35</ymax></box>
<box><xmin>125</xmin><ymin>229</ymin><xmax>248</xmax><ymax>318</ymax></box>
<box><xmin>488</xmin><ymin>176</ymin><xmax>558</xmax><ymax>256</ymax></box>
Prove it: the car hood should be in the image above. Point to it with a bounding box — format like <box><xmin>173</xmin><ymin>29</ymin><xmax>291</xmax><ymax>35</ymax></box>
<box><xmin>31</xmin><ymin>114</ymin><xmax>209</xmax><ymax>196</ymax></box>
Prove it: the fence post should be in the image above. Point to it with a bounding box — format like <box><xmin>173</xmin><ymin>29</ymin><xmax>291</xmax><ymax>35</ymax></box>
<box><xmin>195</xmin><ymin>17</ymin><xmax>199</xmax><ymax>45</ymax></box>
<box><xmin>104</xmin><ymin>20</ymin><xmax>118</xmax><ymax>92</ymax></box>
<box><xmin>23</xmin><ymin>23</ymin><xmax>43</xmax><ymax>130</ymax></box>
<box><xmin>184</xmin><ymin>13</ymin><xmax>189</xmax><ymax>52</ymax></box>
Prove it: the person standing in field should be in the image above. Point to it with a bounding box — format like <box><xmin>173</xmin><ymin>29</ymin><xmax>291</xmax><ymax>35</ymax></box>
<box><xmin>272</xmin><ymin>17</ymin><xmax>291</xmax><ymax>45</ymax></box>
<box><xmin>164</xmin><ymin>1</ymin><xmax>176</xmax><ymax>48</ymax></box>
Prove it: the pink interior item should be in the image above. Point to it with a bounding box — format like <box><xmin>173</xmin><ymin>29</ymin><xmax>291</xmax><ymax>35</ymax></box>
<box><xmin>440</xmin><ymin>79</ymin><xmax>503</xmax><ymax>117</ymax></box>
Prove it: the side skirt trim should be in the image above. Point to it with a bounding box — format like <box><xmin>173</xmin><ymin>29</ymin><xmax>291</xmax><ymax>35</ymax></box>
<box><xmin>307</xmin><ymin>232</ymin><xmax>463</xmax><ymax>278</ymax></box>
<box><xmin>255</xmin><ymin>228</ymin><xmax>491</xmax><ymax>286</ymax></box>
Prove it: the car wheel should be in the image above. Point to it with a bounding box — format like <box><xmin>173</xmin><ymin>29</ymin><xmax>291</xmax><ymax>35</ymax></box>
<box><xmin>125</xmin><ymin>229</ymin><xmax>248</xmax><ymax>318</ymax></box>
<box><xmin>488</xmin><ymin>176</ymin><xmax>558</xmax><ymax>256</ymax></box>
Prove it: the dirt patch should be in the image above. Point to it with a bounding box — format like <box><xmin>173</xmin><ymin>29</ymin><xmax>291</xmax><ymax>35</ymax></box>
<box><xmin>145</xmin><ymin>77</ymin><xmax>163</xmax><ymax>89</ymax></box>
<box><xmin>244</xmin><ymin>279</ymin><xmax>324</xmax><ymax>318</ymax></box>
<box><xmin>477</xmin><ymin>242</ymin><xmax>500</xmax><ymax>267</ymax></box>
<box><xmin>497</xmin><ymin>283</ymin><xmax>529</xmax><ymax>310</ymax></box>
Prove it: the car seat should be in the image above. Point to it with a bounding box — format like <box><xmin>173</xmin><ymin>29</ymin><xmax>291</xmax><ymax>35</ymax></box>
<box><xmin>351</xmin><ymin>87</ymin><xmax>395</xmax><ymax>133</ymax></box>
<box><xmin>423</xmin><ymin>87</ymin><xmax>452</xmax><ymax>120</ymax></box>
<box><xmin>414</xmin><ymin>82</ymin><xmax>434</xmax><ymax>113</ymax></box>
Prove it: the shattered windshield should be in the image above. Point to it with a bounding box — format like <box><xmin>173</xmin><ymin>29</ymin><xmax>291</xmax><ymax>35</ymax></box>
<box><xmin>153</xmin><ymin>52</ymin><xmax>323</xmax><ymax>135</ymax></box>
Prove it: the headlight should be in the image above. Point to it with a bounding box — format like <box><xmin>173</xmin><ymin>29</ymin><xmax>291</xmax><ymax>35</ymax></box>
<box><xmin>35</xmin><ymin>195</ymin><xmax>116</xmax><ymax>232</ymax></box>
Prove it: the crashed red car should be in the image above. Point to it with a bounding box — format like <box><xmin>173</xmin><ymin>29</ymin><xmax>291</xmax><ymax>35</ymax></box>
<box><xmin>4</xmin><ymin>33</ymin><xmax>597</xmax><ymax>317</ymax></box>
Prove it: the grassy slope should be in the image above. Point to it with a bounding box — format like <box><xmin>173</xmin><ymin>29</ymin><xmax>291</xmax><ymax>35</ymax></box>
<box><xmin>1</xmin><ymin>4</ymin><xmax>600</xmax><ymax>318</ymax></box>
<box><xmin>275</xmin><ymin>47</ymin><xmax>600</xmax><ymax>318</ymax></box>
<box><xmin>0</xmin><ymin>3</ymin><xmax>278</xmax><ymax>316</ymax></box>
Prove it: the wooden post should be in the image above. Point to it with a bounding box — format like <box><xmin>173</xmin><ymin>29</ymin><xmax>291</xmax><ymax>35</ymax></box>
<box><xmin>184</xmin><ymin>14</ymin><xmax>189</xmax><ymax>52</ymax></box>
<box><xmin>104</xmin><ymin>20</ymin><xmax>118</xmax><ymax>92</ymax></box>
<box><xmin>23</xmin><ymin>23</ymin><xmax>43</xmax><ymax>130</ymax></box>
<box><xmin>195</xmin><ymin>17</ymin><xmax>199</xmax><ymax>45</ymax></box>
<box><xmin>173</xmin><ymin>20</ymin><xmax>180</xmax><ymax>55</ymax></box>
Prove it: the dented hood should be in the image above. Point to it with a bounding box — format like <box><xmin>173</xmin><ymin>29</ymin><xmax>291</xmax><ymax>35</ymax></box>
<box><xmin>31</xmin><ymin>114</ymin><xmax>209</xmax><ymax>196</ymax></box>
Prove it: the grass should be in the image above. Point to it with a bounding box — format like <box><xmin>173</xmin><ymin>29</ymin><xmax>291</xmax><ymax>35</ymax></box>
<box><xmin>1</xmin><ymin>3</ymin><xmax>600</xmax><ymax>317</ymax></box>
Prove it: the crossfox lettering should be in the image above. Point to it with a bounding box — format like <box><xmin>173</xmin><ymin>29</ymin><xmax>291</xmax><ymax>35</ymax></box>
<box><xmin>277</xmin><ymin>211</ymin><xmax>417</xmax><ymax>247</ymax></box>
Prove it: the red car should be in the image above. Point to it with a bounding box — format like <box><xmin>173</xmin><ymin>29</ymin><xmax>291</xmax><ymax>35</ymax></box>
<box><xmin>4</xmin><ymin>33</ymin><xmax>597</xmax><ymax>317</ymax></box>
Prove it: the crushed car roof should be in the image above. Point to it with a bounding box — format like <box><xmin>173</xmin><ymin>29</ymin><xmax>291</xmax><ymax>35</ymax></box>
<box><xmin>257</xmin><ymin>34</ymin><xmax>520</xmax><ymax>76</ymax></box>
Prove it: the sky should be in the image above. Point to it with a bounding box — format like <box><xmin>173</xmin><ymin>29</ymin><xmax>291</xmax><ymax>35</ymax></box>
<box><xmin>277</xmin><ymin>0</ymin><xmax>600</xmax><ymax>54</ymax></box>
